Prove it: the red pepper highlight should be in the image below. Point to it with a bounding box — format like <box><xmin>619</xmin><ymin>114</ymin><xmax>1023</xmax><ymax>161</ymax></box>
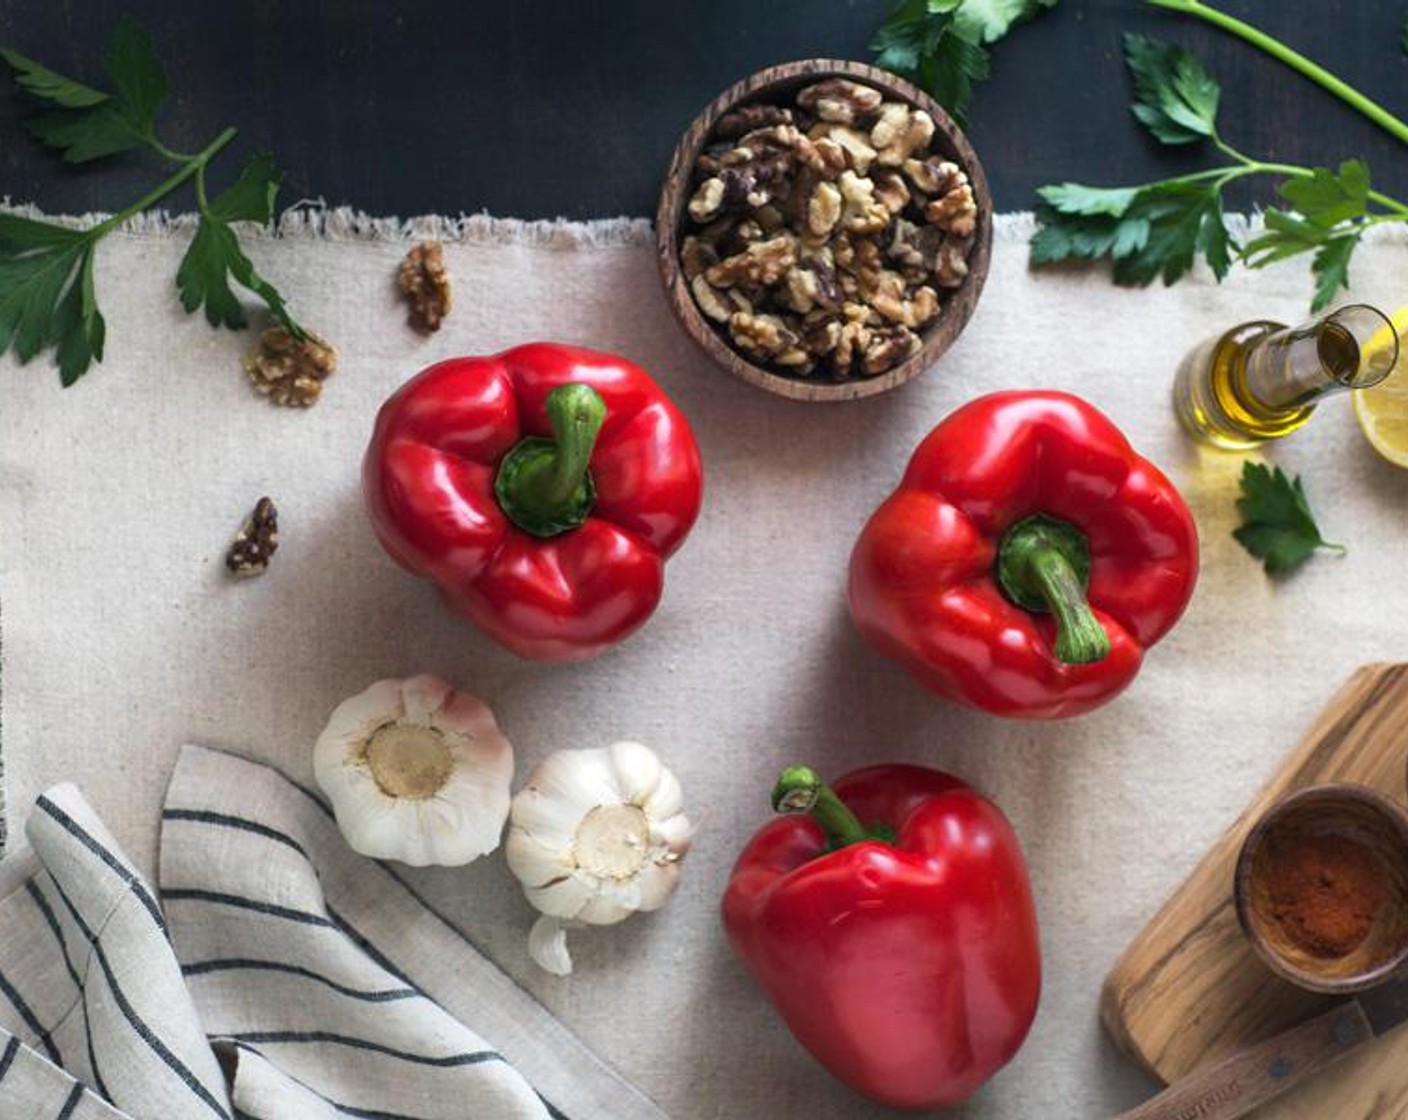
<box><xmin>363</xmin><ymin>343</ymin><xmax>703</xmax><ymax>662</ymax></box>
<box><xmin>848</xmin><ymin>390</ymin><xmax>1199</xmax><ymax>718</ymax></box>
<box><xmin>723</xmin><ymin>764</ymin><xmax>1041</xmax><ymax>1111</ymax></box>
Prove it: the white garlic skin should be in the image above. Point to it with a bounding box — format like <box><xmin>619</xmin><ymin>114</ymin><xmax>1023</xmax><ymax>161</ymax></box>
<box><xmin>506</xmin><ymin>742</ymin><xmax>692</xmax><ymax>973</ymax></box>
<box><xmin>313</xmin><ymin>675</ymin><xmax>514</xmax><ymax>868</ymax></box>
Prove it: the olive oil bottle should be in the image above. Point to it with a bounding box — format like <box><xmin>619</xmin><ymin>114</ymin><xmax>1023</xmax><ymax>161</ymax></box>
<box><xmin>1173</xmin><ymin>303</ymin><xmax>1400</xmax><ymax>450</ymax></box>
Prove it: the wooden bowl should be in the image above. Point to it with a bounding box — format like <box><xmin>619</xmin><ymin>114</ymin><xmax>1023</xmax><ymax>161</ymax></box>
<box><xmin>1234</xmin><ymin>783</ymin><xmax>1408</xmax><ymax>994</ymax></box>
<box><xmin>655</xmin><ymin>59</ymin><xmax>993</xmax><ymax>403</ymax></box>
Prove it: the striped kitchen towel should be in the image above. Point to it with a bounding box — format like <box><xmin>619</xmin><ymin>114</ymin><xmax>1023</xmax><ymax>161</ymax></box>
<box><xmin>0</xmin><ymin>746</ymin><xmax>668</xmax><ymax>1120</ymax></box>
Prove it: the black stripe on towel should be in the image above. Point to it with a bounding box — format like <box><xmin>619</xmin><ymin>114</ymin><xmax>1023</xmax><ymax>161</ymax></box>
<box><xmin>160</xmin><ymin>889</ymin><xmax>336</xmax><ymax>928</ymax></box>
<box><xmin>324</xmin><ymin>906</ymin><xmax>424</xmax><ymax>994</ymax></box>
<box><xmin>36</xmin><ymin>796</ymin><xmax>168</xmax><ymax>939</ymax></box>
<box><xmin>26</xmin><ymin>882</ymin><xmax>83</xmax><ymax>990</ymax></box>
<box><xmin>182</xmin><ymin>959</ymin><xmax>417</xmax><ymax>1003</ymax></box>
<box><xmin>227</xmin><ymin>1030</ymin><xmax>502</xmax><ymax>1069</ymax></box>
<box><xmin>49</xmin><ymin>881</ymin><xmax>231</xmax><ymax>1120</ymax></box>
<box><xmin>55</xmin><ymin>1083</ymin><xmax>83</xmax><ymax>1120</ymax></box>
<box><xmin>538</xmin><ymin>1094</ymin><xmax>570</xmax><ymax>1120</ymax></box>
<box><xmin>162</xmin><ymin>809</ymin><xmax>308</xmax><ymax>858</ymax></box>
<box><xmin>0</xmin><ymin>962</ymin><xmax>60</xmax><ymax>1064</ymax></box>
<box><xmin>26</xmin><ymin>881</ymin><xmax>112</xmax><ymax>1101</ymax></box>
<box><xmin>0</xmin><ymin>1036</ymin><xmax>18</xmax><ymax>1081</ymax></box>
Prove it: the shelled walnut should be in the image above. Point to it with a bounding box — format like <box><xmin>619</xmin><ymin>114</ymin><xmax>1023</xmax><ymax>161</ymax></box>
<box><xmin>398</xmin><ymin>240</ymin><xmax>452</xmax><ymax>333</ymax></box>
<box><xmin>682</xmin><ymin>77</ymin><xmax>978</xmax><ymax>382</ymax></box>
<box><xmin>226</xmin><ymin>497</ymin><xmax>279</xmax><ymax>577</ymax></box>
<box><xmin>244</xmin><ymin>327</ymin><xmax>339</xmax><ymax>407</ymax></box>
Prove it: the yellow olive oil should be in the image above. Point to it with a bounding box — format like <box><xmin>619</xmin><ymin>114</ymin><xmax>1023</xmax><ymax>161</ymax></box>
<box><xmin>1173</xmin><ymin>305</ymin><xmax>1395</xmax><ymax>450</ymax></box>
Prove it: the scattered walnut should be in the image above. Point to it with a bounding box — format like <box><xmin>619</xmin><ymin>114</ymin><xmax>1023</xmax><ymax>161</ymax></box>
<box><xmin>226</xmin><ymin>497</ymin><xmax>279</xmax><ymax>578</ymax></box>
<box><xmin>681</xmin><ymin>78</ymin><xmax>979</xmax><ymax>381</ymax></box>
<box><xmin>397</xmin><ymin>240</ymin><xmax>451</xmax><ymax>333</ymax></box>
<box><xmin>244</xmin><ymin>327</ymin><xmax>338</xmax><ymax>407</ymax></box>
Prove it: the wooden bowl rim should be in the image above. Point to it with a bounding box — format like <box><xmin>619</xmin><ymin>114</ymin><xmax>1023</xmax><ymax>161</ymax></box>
<box><xmin>655</xmin><ymin>58</ymin><xmax>994</xmax><ymax>404</ymax></box>
<box><xmin>1233</xmin><ymin>782</ymin><xmax>1408</xmax><ymax>995</ymax></box>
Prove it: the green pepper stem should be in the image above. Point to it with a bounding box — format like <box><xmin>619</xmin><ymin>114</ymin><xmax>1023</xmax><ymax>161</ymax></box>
<box><xmin>996</xmin><ymin>515</ymin><xmax>1112</xmax><ymax>666</ymax></box>
<box><xmin>494</xmin><ymin>383</ymin><xmax>606</xmax><ymax>538</ymax></box>
<box><xmin>772</xmin><ymin>766</ymin><xmax>879</xmax><ymax>849</ymax></box>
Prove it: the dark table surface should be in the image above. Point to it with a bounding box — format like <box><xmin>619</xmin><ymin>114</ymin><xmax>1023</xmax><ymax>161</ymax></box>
<box><xmin>1</xmin><ymin>1</ymin><xmax>1405</xmax><ymax>220</ymax></box>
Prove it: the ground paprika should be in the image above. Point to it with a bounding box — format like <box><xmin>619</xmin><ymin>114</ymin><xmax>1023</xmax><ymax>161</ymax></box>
<box><xmin>1260</xmin><ymin>832</ymin><xmax>1388</xmax><ymax>958</ymax></box>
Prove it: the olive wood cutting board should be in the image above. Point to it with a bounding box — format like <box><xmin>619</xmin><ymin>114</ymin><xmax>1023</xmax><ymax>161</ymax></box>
<box><xmin>1104</xmin><ymin>662</ymin><xmax>1408</xmax><ymax>1119</ymax></box>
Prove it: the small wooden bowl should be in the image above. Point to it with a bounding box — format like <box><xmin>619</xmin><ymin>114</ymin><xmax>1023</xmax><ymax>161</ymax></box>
<box><xmin>655</xmin><ymin>59</ymin><xmax>993</xmax><ymax>403</ymax></box>
<box><xmin>1234</xmin><ymin>783</ymin><xmax>1408</xmax><ymax>994</ymax></box>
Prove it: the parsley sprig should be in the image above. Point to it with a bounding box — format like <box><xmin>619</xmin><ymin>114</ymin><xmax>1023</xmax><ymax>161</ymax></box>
<box><xmin>871</xmin><ymin>0</ymin><xmax>1058</xmax><ymax>124</ymax></box>
<box><xmin>1</xmin><ymin>18</ymin><xmax>305</xmax><ymax>386</ymax></box>
<box><xmin>1233</xmin><ymin>463</ymin><xmax>1345</xmax><ymax>576</ymax></box>
<box><xmin>1032</xmin><ymin>18</ymin><xmax>1408</xmax><ymax>312</ymax></box>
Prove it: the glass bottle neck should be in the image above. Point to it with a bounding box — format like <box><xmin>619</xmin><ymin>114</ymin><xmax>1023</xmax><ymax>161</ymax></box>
<box><xmin>1243</xmin><ymin>304</ymin><xmax>1399</xmax><ymax>415</ymax></box>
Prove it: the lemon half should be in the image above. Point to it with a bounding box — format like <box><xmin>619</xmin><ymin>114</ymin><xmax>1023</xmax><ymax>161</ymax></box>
<box><xmin>1353</xmin><ymin>305</ymin><xmax>1408</xmax><ymax>468</ymax></box>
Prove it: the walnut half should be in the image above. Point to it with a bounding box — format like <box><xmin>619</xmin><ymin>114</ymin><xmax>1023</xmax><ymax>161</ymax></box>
<box><xmin>245</xmin><ymin>327</ymin><xmax>339</xmax><ymax>407</ymax></box>
<box><xmin>398</xmin><ymin>240</ymin><xmax>452</xmax><ymax>333</ymax></box>
<box><xmin>226</xmin><ymin>497</ymin><xmax>279</xmax><ymax>578</ymax></box>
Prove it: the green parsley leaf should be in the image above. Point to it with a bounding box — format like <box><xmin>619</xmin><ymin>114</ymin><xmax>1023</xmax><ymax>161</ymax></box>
<box><xmin>952</xmin><ymin>0</ymin><xmax>1056</xmax><ymax>45</ymax></box>
<box><xmin>1233</xmin><ymin>462</ymin><xmax>1344</xmax><ymax>576</ymax></box>
<box><xmin>0</xmin><ymin>215</ymin><xmax>105</xmax><ymax>385</ymax></box>
<box><xmin>0</xmin><ymin>47</ymin><xmax>108</xmax><ymax>108</ymax></box>
<box><xmin>872</xmin><ymin>0</ymin><xmax>1054</xmax><ymax>123</ymax></box>
<box><xmin>1124</xmin><ymin>33</ymin><xmax>1221</xmax><ymax>145</ymax></box>
<box><xmin>920</xmin><ymin>30</ymin><xmax>991</xmax><ymax>122</ymax></box>
<box><xmin>176</xmin><ymin>154</ymin><xmax>302</xmax><ymax>337</ymax></box>
<box><xmin>1036</xmin><ymin>182</ymin><xmax>1140</xmax><ymax>217</ymax></box>
<box><xmin>1032</xmin><ymin>178</ymin><xmax>1233</xmax><ymax>284</ymax></box>
<box><xmin>1278</xmin><ymin>160</ymin><xmax>1371</xmax><ymax>228</ymax></box>
<box><xmin>22</xmin><ymin>106</ymin><xmax>143</xmax><ymax>163</ymax></box>
<box><xmin>206</xmin><ymin>152</ymin><xmax>280</xmax><ymax>224</ymax></box>
<box><xmin>103</xmin><ymin>16</ymin><xmax>168</xmax><ymax>135</ymax></box>
<box><xmin>1309</xmin><ymin>234</ymin><xmax>1358</xmax><ymax>312</ymax></box>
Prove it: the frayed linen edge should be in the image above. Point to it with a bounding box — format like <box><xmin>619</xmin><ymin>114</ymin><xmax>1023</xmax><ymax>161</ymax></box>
<box><xmin>2</xmin><ymin>204</ymin><xmax>1404</xmax><ymax>249</ymax></box>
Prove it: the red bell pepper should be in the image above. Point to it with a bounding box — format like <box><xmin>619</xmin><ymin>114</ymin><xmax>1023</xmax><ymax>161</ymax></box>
<box><xmin>848</xmin><ymin>390</ymin><xmax>1198</xmax><ymax>718</ymax></box>
<box><xmin>363</xmin><ymin>343</ymin><xmax>703</xmax><ymax>662</ymax></box>
<box><xmin>723</xmin><ymin>764</ymin><xmax>1041</xmax><ymax>1111</ymax></box>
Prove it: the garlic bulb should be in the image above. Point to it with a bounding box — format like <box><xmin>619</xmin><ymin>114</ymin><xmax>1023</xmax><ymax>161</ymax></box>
<box><xmin>314</xmin><ymin>675</ymin><xmax>513</xmax><ymax>867</ymax></box>
<box><xmin>506</xmin><ymin>741</ymin><xmax>692</xmax><ymax>975</ymax></box>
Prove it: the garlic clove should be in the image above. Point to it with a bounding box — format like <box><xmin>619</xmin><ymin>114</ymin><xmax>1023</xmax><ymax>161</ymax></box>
<box><xmin>609</xmin><ymin>740</ymin><xmax>664</xmax><ymax>804</ymax></box>
<box><xmin>317</xmin><ymin>678</ymin><xmax>405</xmax><ymax>750</ymax></box>
<box><xmin>398</xmin><ymin>673</ymin><xmax>454</xmax><ymax>725</ymax></box>
<box><xmin>506</xmin><ymin>786</ymin><xmax>585</xmax><ymax>854</ymax></box>
<box><xmin>633</xmin><ymin>861</ymin><xmax>682</xmax><ymax>913</ymax></box>
<box><xmin>528</xmin><ymin>916</ymin><xmax>574</xmax><ymax>976</ymax></box>
<box><xmin>576</xmin><ymin>891</ymin><xmax>637</xmax><ymax>927</ymax></box>
<box><xmin>525</xmin><ymin>874</ymin><xmax>597</xmax><ymax>920</ymax></box>
<box><xmin>641</xmin><ymin>765</ymin><xmax>685</xmax><ymax>823</ymax></box>
<box><xmin>531</xmin><ymin>748</ymin><xmax>622</xmax><ymax>815</ymax></box>
<box><xmin>504</xmin><ymin>828</ymin><xmax>572</xmax><ymax>888</ymax></box>
<box><xmin>651</xmin><ymin>810</ymin><xmax>694</xmax><ymax>849</ymax></box>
